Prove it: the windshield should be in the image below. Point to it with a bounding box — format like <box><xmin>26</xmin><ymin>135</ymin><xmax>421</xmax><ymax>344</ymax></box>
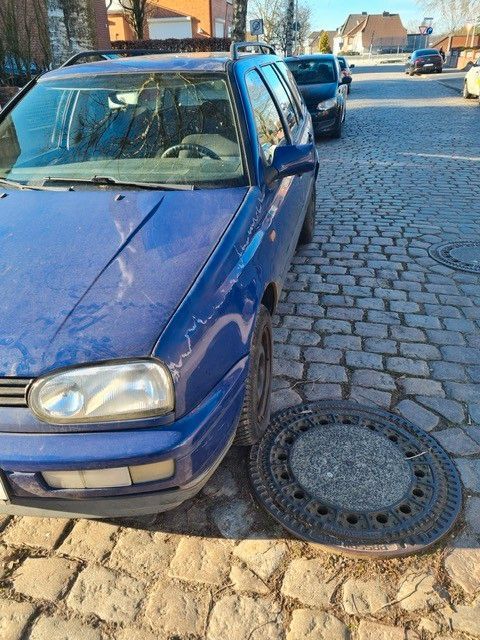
<box><xmin>286</xmin><ymin>59</ymin><xmax>336</xmax><ymax>85</ymax></box>
<box><xmin>0</xmin><ymin>72</ymin><xmax>246</xmax><ymax>188</ymax></box>
<box><xmin>414</xmin><ymin>49</ymin><xmax>439</xmax><ymax>57</ymax></box>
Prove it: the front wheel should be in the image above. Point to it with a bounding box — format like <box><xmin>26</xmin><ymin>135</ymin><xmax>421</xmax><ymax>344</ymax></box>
<box><xmin>234</xmin><ymin>305</ymin><xmax>273</xmax><ymax>446</ymax></box>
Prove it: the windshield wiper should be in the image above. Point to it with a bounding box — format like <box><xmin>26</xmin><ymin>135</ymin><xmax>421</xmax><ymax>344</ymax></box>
<box><xmin>43</xmin><ymin>176</ymin><xmax>195</xmax><ymax>191</ymax></box>
<box><xmin>0</xmin><ymin>177</ymin><xmax>57</xmax><ymax>191</ymax></box>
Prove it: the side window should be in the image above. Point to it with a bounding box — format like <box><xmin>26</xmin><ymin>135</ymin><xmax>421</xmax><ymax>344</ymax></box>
<box><xmin>272</xmin><ymin>64</ymin><xmax>303</xmax><ymax>124</ymax></box>
<box><xmin>261</xmin><ymin>65</ymin><xmax>298</xmax><ymax>136</ymax></box>
<box><xmin>245</xmin><ymin>69</ymin><xmax>286</xmax><ymax>165</ymax></box>
<box><xmin>275</xmin><ymin>61</ymin><xmax>305</xmax><ymax>114</ymax></box>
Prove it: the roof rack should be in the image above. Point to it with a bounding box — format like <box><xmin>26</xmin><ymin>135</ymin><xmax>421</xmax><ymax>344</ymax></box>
<box><xmin>60</xmin><ymin>49</ymin><xmax>155</xmax><ymax>68</ymax></box>
<box><xmin>230</xmin><ymin>41</ymin><xmax>276</xmax><ymax>60</ymax></box>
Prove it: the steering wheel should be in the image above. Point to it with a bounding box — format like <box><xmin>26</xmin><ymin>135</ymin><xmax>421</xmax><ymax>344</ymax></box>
<box><xmin>161</xmin><ymin>143</ymin><xmax>221</xmax><ymax>160</ymax></box>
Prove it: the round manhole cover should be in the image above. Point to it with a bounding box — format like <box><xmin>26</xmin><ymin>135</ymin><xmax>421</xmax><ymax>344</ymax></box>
<box><xmin>429</xmin><ymin>241</ymin><xmax>480</xmax><ymax>273</ymax></box>
<box><xmin>249</xmin><ymin>401</ymin><xmax>462</xmax><ymax>558</ymax></box>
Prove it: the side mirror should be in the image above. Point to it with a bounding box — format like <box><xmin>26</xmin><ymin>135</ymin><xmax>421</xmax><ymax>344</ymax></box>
<box><xmin>341</xmin><ymin>75</ymin><xmax>352</xmax><ymax>84</ymax></box>
<box><xmin>266</xmin><ymin>143</ymin><xmax>316</xmax><ymax>184</ymax></box>
<box><xmin>349</xmin><ymin>63</ymin><xmax>355</xmax><ymax>68</ymax></box>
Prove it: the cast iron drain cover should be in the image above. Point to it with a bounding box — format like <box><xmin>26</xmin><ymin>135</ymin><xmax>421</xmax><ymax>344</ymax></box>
<box><xmin>249</xmin><ymin>401</ymin><xmax>462</xmax><ymax>558</ymax></box>
<box><xmin>429</xmin><ymin>241</ymin><xmax>480</xmax><ymax>273</ymax></box>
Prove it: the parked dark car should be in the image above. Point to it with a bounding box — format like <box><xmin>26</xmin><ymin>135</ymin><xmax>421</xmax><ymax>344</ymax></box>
<box><xmin>405</xmin><ymin>49</ymin><xmax>443</xmax><ymax>75</ymax></box>
<box><xmin>285</xmin><ymin>54</ymin><xmax>349</xmax><ymax>138</ymax></box>
<box><xmin>337</xmin><ymin>55</ymin><xmax>354</xmax><ymax>93</ymax></box>
<box><xmin>0</xmin><ymin>43</ymin><xmax>318</xmax><ymax>518</ymax></box>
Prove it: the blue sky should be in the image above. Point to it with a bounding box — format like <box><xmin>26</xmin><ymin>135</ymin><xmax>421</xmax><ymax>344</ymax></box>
<box><xmin>309</xmin><ymin>1</ymin><xmax>428</xmax><ymax>32</ymax></box>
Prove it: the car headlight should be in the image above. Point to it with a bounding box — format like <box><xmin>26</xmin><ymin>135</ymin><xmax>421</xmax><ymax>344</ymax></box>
<box><xmin>317</xmin><ymin>98</ymin><xmax>337</xmax><ymax>111</ymax></box>
<box><xmin>28</xmin><ymin>359</ymin><xmax>174</xmax><ymax>424</ymax></box>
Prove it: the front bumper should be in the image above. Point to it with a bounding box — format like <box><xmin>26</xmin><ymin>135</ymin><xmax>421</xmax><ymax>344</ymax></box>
<box><xmin>0</xmin><ymin>357</ymin><xmax>248</xmax><ymax>517</ymax></box>
<box><xmin>310</xmin><ymin>106</ymin><xmax>340</xmax><ymax>134</ymax></box>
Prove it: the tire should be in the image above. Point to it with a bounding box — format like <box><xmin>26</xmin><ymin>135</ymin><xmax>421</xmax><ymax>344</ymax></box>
<box><xmin>298</xmin><ymin>187</ymin><xmax>316</xmax><ymax>245</ymax></box>
<box><xmin>331</xmin><ymin>116</ymin><xmax>343</xmax><ymax>138</ymax></box>
<box><xmin>409</xmin><ymin>69</ymin><xmax>415</xmax><ymax>77</ymax></box>
<box><xmin>463</xmin><ymin>82</ymin><xmax>474</xmax><ymax>99</ymax></box>
<box><xmin>234</xmin><ymin>305</ymin><xmax>273</xmax><ymax>446</ymax></box>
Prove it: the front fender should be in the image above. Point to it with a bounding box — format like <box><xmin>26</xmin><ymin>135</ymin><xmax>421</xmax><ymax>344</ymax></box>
<box><xmin>153</xmin><ymin>187</ymin><xmax>268</xmax><ymax>418</ymax></box>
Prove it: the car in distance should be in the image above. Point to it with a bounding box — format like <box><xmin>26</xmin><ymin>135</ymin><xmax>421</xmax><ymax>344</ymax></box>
<box><xmin>0</xmin><ymin>43</ymin><xmax>318</xmax><ymax>518</ymax></box>
<box><xmin>337</xmin><ymin>55</ymin><xmax>354</xmax><ymax>93</ymax></box>
<box><xmin>405</xmin><ymin>49</ymin><xmax>443</xmax><ymax>75</ymax></box>
<box><xmin>285</xmin><ymin>54</ymin><xmax>349</xmax><ymax>138</ymax></box>
<box><xmin>463</xmin><ymin>55</ymin><xmax>480</xmax><ymax>100</ymax></box>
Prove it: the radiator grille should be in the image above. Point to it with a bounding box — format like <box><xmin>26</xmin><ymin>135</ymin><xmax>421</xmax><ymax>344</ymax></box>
<box><xmin>0</xmin><ymin>378</ymin><xmax>32</xmax><ymax>407</ymax></box>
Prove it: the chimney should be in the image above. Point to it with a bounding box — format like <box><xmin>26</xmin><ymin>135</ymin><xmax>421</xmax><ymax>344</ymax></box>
<box><xmin>362</xmin><ymin>11</ymin><xmax>367</xmax><ymax>15</ymax></box>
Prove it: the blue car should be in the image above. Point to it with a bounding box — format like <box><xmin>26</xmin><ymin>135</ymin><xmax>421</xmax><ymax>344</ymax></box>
<box><xmin>0</xmin><ymin>43</ymin><xmax>318</xmax><ymax>517</ymax></box>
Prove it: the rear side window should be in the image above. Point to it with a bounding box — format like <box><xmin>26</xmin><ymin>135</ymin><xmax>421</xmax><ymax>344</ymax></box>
<box><xmin>245</xmin><ymin>69</ymin><xmax>286</xmax><ymax>165</ymax></box>
<box><xmin>261</xmin><ymin>65</ymin><xmax>298</xmax><ymax>137</ymax></box>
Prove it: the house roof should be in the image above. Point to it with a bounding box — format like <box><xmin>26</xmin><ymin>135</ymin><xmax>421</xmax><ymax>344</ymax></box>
<box><xmin>338</xmin><ymin>14</ymin><xmax>367</xmax><ymax>36</ymax></box>
<box><xmin>343</xmin><ymin>13</ymin><xmax>407</xmax><ymax>46</ymax></box>
<box><xmin>148</xmin><ymin>4</ymin><xmax>191</xmax><ymax>19</ymax></box>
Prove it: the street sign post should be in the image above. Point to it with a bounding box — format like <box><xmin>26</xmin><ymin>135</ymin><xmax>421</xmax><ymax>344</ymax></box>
<box><xmin>250</xmin><ymin>19</ymin><xmax>264</xmax><ymax>38</ymax></box>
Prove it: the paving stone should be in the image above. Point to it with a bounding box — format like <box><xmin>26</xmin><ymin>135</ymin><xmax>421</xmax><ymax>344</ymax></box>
<box><xmin>395</xmin><ymin>400</ymin><xmax>439</xmax><ymax>431</ymax></box>
<box><xmin>357</xmin><ymin>620</ymin><xmax>418</xmax><ymax>640</ymax></box>
<box><xmin>307</xmin><ymin>363</ymin><xmax>347</xmax><ymax>383</ymax></box>
<box><xmin>391</xmin><ymin>326</ymin><xmax>426</xmax><ymax>342</ymax></box>
<box><xmin>433</xmin><ymin>428</ymin><xmax>480</xmax><ymax>456</ymax></box>
<box><xmin>444</xmin><ymin>382</ymin><xmax>480</xmax><ymax>403</ymax></box>
<box><xmin>274</xmin><ymin>344</ymin><xmax>301</xmax><ymax>360</ymax></box>
<box><xmin>108</xmin><ymin>530</ymin><xmax>174</xmax><ymax>579</ymax></box>
<box><xmin>444</xmin><ymin>536</ymin><xmax>480</xmax><ymax>595</ymax></box>
<box><xmin>146</xmin><ymin>582</ymin><xmax>211</xmax><ymax>637</ymax></box>
<box><xmin>169</xmin><ymin>537</ymin><xmax>232</xmax><ymax>585</ymax></box>
<box><xmin>454</xmin><ymin>459</ymin><xmax>480</xmax><ymax>492</ymax></box>
<box><xmin>404</xmin><ymin>314</ymin><xmax>441</xmax><ymax>329</ymax></box>
<box><xmin>396</xmin><ymin>572</ymin><xmax>446</xmax><ymax>611</ymax></box>
<box><xmin>368</xmin><ymin>310</ymin><xmax>401</xmax><ymax>325</ymax></box>
<box><xmin>327</xmin><ymin>307</ymin><xmax>364</xmax><ymax>321</ymax></box>
<box><xmin>324</xmin><ymin>334</ymin><xmax>362</xmax><ymax>350</ymax></box>
<box><xmin>303</xmin><ymin>347</ymin><xmax>342</xmax><ymax>363</ymax></box>
<box><xmin>233</xmin><ymin>539</ymin><xmax>288</xmax><ymax>581</ymax></box>
<box><xmin>399</xmin><ymin>342</ymin><xmax>441</xmax><ymax>360</ymax></box>
<box><xmin>304</xmin><ymin>383</ymin><xmax>343</xmax><ymax>401</ymax></box>
<box><xmin>444</xmin><ymin>318</ymin><xmax>477</xmax><ymax>332</ymax></box>
<box><xmin>28</xmin><ymin>616</ymin><xmax>102</xmax><ymax>640</ymax></box>
<box><xmin>390</xmin><ymin>300</ymin><xmax>420</xmax><ymax>313</ymax></box>
<box><xmin>67</xmin><ymin>565</ymin><xmax>146</xmax><ymax>624</ymax></box>
<box><xmin>3</xmin><ymin>517</ymin><xmax>68</xmax><ymax>551</ymax></box>
<box><xmin>426</xmin><ymin>330</ymin><xmax>465</xmax><ymax>346</ymax></box>
<box><xmin>202</xmin><ymin>466</ymin><xmax>238</xmax><ymax>498</ymax></box>
<box><xmin>350</xmin><ymin>387</ymin><xmax>391</xmax><ymax>409</ymax></box>
<box><xmin>287</xmin><ymin>609</ymin><xmax>349</xmax><ymax>640</ymax></box>
<box><xmin>282</xmin><ymin>315</ymin><xmax>313</xmax><ymax>329</ymax></box>
<box><xmin>386</xmin><ymin>357</ymin><xmax>429</xmax><ymax>377</ymax></box>
<box><xmin>229</xmin><ymin>564</ymin><xmax>270</xmax><ymax>594</ymax></box>
<box><xmin>416</xmin><ymin>397</ymin><xmax>465</xmax><ymax>424</ymax></box>
<box><xmin>467</xmin><ymin>365</ymin><xmax>480</xmax><ymax>382</ymax></box>
<box><xmin>296</xmin><ymin>304</ymin><xmax>325</xmax><ymax>318</ymax></box>
<box><xmin>0</xmin><ymin>599</ymin><xmax>36</xmax><ymax>640</ymax></box>
<box><xmin>281</xmin><ymin>558</ymin><xmax>340</xmax><ymax>608</ymax></box>
<box><xmin>469</xmin><ymin>403</ymin><xmax>480</xmax><ymax>423</ymax></box>
<box><xmin>352</xmin><ymin>370</ymin><xmax>395</xmax><ymax>390</ymax></box>
<box><xmin>342</xmin><ymin>578</ymin><xmax>389</xmax><ymax>615</ymax></box>
<box><xmin>211</xmin><ymin>498</ymin><xmax>255</xmax><ymax>538</ymax></box>
<box><xmin>346</xmin><ymin>351</ymin><xmax>383</xmax><ymax>370</ymax></box>
<box><xmin>207</xmin><ymin>595</ymin><xmax>282</xmax><ymax>640</ymax></box>
<box><xmin>12</xmin><ymin>556</ymin><xmax>77</xmax><ymax>601</ymax></box>
<box><xmin>440</xmin><ymin>346</ymin><xmax>480</xmax><ymax>364</ymax></box>
<box><xmin>430</xmin><ymin>362</ymin><xmax>467</xmax><ymax>382</ymax></box>
<box><xmin>58</xmin><ymin>520</ymin><xmax>118</xmax><ymax>561</ymax></box>
<box><xmin>273</xmin><ymin>358</ymin><xmax>304</xmax><ymax>379</ymax></box>
<box><xmin>364</xmin><ymin>338</ymin><xmax>397</xmax><ymax>354</ymax></box>
<box><xmin>357</xmin><ymin>297</ymin><xmax>385</xmax><ymax>310</ymax></box>
<box><xmin>399</xmin><ymin>378</ymin><xmax>444</xmax><ymax>397</ymax></box>
<box><xmin>271</xmin><ymin>388</ymin><xmax>302</xmax><ymax>412</ymax></box>
<box><xmin>465</xmin><ymin>496</ymin><xmax>480</xmax><ymax>534</ymax></box>
<box><xmin>449</xmin><ymin>601</ymin><xmax>480</xmax><ymax>637</ymax></box>
<box><xmin>314</xmin><ymin>319</ymin><xmax>351</xmax><ymax>334</ymax></box>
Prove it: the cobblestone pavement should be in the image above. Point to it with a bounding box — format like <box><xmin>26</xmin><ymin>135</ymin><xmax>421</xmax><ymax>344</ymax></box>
<box><xmin>1</xmin><ymin>66</ymin><xmax>480</xmax><ymax>640</ymax></box>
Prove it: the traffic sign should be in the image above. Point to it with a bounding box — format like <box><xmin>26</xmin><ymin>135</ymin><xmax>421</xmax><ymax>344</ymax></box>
<box><xmin>250</xmin><ymin>19</ymin><xmax>264</xmax><ymax>36</ymax></box>
<box><xmin>419</xmin><ymin>25</ymin><xmax>433</xmax><ymax>35</ymax></box>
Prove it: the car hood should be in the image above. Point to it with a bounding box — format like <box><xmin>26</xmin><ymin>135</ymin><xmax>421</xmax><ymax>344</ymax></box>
<box><xmin>0</xmin><ymin>187</ymin><xmax>247</xmax><ymax>376</ymax></box>
<box><xmin>299</xmin><ymin>82</ymin><xmax>338</xmax><ymax>109</ymax></box>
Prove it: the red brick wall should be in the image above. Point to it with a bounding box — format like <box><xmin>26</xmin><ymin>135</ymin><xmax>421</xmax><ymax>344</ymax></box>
<box><xmin>91</xmin><ymin>0</ymin><xmax>111</xmax><ymax>48</ymax></box>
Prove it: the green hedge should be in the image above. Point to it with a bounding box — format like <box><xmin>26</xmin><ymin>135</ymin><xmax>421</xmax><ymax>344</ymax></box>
<box><xmin>112</xmin><ymin>38</ymin><xmax>232</xmax><ymax>53</ymax></box>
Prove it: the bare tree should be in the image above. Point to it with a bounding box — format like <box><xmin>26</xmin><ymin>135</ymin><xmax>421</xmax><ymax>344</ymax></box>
<box><xmin>248</xmin><ymin>0</ymin><xmax>310</xmax><ymax>54</ymax></box>
<box><xmin>417</xmin><ymin>0</ymin><xmax>480</xmax><ymax>34</ymax></box>
<box><xmin>118</xmin><ymin>0</ymin><xmax>150</xmax><ymax>39</ymax></box>
<box><xmin>285</xmin><ymin>0</ymin><xmax>295</xmax><ymax>56</ymax></box>
<box><xmin>231</xmin><ymin>0</ymin><xmax>249</xmax><ymax>41</ymax></box>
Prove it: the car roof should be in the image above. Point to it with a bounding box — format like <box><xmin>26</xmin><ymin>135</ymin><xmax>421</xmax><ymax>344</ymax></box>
<box><xmin>285</xmin><ymin>54</ymin><xmax>337</xmax><ymax>62</ymax></box>
<box><xmin>40</xmin><ymin>51</ymin><xmax>281</xmax><ymax>81</ymax></box>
